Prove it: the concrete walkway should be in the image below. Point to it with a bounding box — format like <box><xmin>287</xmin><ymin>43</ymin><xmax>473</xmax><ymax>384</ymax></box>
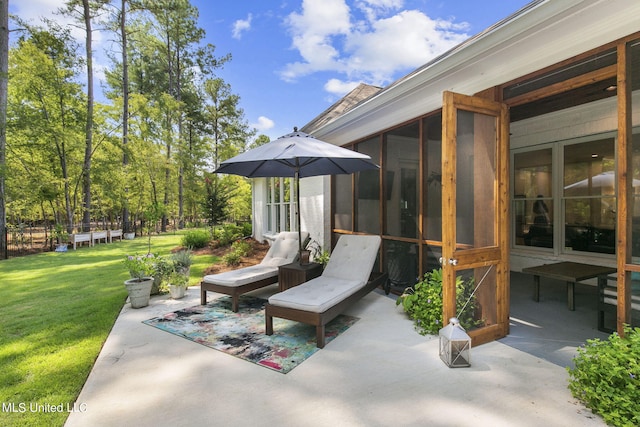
<box><xmin>65</xmin><ymin>285</ymin><xmax>604</xmax><ymax>427</ymax></box>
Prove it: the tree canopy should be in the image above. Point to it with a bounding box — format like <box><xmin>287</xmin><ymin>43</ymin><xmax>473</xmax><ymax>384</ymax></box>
<box><xmin>3</xmin><ymin>0</ymin><xmax>264</xmax><ymax>235</ymax></box>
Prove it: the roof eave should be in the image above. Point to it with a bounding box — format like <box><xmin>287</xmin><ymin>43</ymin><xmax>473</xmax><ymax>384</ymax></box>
<box><xmin>308</xmin><ymin>0</ymin><xmax>639</xmax><ymax>144</ymax></box>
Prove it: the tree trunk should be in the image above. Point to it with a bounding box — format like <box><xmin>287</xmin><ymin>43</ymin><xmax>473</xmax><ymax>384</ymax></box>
<box><xmin>81</xmin><ymin>0</ymin><xmax>94</xmax><ymax>232</ymax></box>
<box><xmin>0</xmin><ymin>0</ymin><xmax>8</xmax><ymax>258</ymax></box>
<box><xmin>178</xmin><ymin>167</ymin><xmax>184</xmax><ymax>228</ymax></box>
<box><xmin>120</xmin><ymin>0</ymin><xmax>131</xmax><ymax>233</ymax></box>
<box><xmin>162</xmin><ymin>113</ymin><xmax>171</xmax><ymax>233</ymax></box>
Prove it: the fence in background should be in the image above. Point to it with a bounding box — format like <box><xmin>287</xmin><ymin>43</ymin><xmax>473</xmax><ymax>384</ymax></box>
<box><xmin>2</xmin><ymin>225</ymin><xmax>54</xmax><ymax>259</ymax></box>
<box><xmin>2</xmin><ymin>223</ymin><xmax>133</xmax><ymax>260</ymax></box>
<box><xmin>1</xmin><ymin>220</ymin><xmax>181</xmax><ymax>260</ymax></box>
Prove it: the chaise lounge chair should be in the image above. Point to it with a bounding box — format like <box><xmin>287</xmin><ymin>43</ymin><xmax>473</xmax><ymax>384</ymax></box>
<box><xmin>200</xmin><ymin>231</ymin><xmax>308</xmax><ymax>312</ymax></box>
<box><xmin>265</xmin><ymin>234</ymin><xmax>387</xmax><ymax>348</ymax></box>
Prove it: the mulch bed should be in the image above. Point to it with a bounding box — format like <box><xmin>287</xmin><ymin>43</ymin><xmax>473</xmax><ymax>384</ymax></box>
<box><xmin>193</xmin><ymin>239</ymin><xmax>270</xmax><ymax>276</ymax></box>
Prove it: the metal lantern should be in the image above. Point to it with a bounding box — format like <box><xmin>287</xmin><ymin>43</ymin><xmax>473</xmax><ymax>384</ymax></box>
<box><xmin>439</xmin><ymin>317</ymin><xmax>471</xmax><ymax>368</ymax></box>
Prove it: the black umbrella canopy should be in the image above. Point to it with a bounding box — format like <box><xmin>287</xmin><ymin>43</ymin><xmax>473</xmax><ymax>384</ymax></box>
<box><xmin>215</xmin><ymin>129</ymin><xmax>379</xmax><ymax>261</ymax></box>
<box><xmin>215</xmin><ymin>129</ymin><xmax>379</xmax><ymax>178</ymax></box>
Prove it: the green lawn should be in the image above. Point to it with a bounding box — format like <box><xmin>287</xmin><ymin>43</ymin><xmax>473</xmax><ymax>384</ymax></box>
<box><xmin>0</xmin><ymin>233</ymin><xmax>216</xmax><ymax>427</ymax></box>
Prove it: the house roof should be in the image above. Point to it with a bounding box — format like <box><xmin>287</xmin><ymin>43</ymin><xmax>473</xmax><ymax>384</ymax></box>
<box><xmin>306</xmin><ymin>0</ymin><xmax>640</xmax><ymax>145</ymax></box>
<box><xmin>300</xmin><ymin>83</ymin><xmax>382</xmax><ymax>134</ymax></box>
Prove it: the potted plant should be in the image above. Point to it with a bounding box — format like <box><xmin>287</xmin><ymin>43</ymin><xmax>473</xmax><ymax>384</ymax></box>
<box><xmin>151</xmin><ymin>256</ymin><xmax>173</xmax><ymax>295</ymax></box>
<box><xmin>308</xmin><ymin>240</ymin><xmax>330</xmax><ymax>268</ymax></box>
<box><xmin>165</xmin><ymin>270</ymin><xmax>189</xmax><ymax>299</ymax></box>
<box><xmin>52</xmin><ymin>224</ymin><xmax>69</xmax><ymax>252</ymax></box>
<box><xmin>171</xmin><ymin>249</ymin><xmax>193</xmax><ymax>276</ymax></box>
<box><xmin>123</xmin><ymin>254</ymin><xmax>155</xmax><ymax>308</ymax></box>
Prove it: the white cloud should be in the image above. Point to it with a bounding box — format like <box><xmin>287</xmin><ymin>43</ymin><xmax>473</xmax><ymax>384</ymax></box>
<box><xmin>324</xmin><ymin>78</ymin><xmax>360</xmax><ymax>96</ymax></box>
<box><xmin>344</xmin><ymin>10</ymin><xmax>469</xmax><ymax>83</ymax></box>
<box><xmin>281</xmin><ymin>0</ymin><xmax>470</xmax><ymax>91</ymax></box>
<box><xmin>251</xmin><ymin>116</ymin><xmax>275</xmax><ymax>131</ymax></box>
<box><xmin>363</xmin><ymin>0</ymin><xmax>404</xmax><ymax>7</ymax></box>
<box><xmin>355</xmin><ymin>0</ymin><xmax>405</xmax><ymax>21</ymax></box>
<box><xmin>232</xmin><ymin>14</ymin><xmax>253</xmax><ymax>40</ymax></box>
<box><xmin>280</xmin><ymin>0</ymin><xmax>352</xmax><ymax>81</ymax></box>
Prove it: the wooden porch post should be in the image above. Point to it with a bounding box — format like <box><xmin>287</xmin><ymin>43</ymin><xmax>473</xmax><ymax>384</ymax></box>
<box><xmin>616</xmin><ymin>41</ymin><xmax>633</xmax><ymax>335</ymax></box>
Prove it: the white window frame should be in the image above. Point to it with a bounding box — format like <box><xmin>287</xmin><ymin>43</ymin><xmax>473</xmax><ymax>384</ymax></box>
<box><xmin>265</xmin><ymin>177</ymin><xmax>297</xmax><ymax>234</ymax></box>
<box><xmin>511</xmin><ymin>131</ymin><xmax>618</xmax><ymax>259</ymax></box>
<box><xmin>560</xmin><ymin>134</ymin><xmax>616</xmax><ymax>257</ymax></box>
<box><xmin>511</xmin><ymin>142</ymin><xmax>555</xmax><ymax>252</ymax></box>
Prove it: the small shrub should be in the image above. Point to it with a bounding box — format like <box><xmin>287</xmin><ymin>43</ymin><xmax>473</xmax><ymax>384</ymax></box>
<box><xmin>52</xmin><ymin>224</ymin><xmax>68</xmax><ymax>243</ymax></box>
<box><xmin>171</xmin><ymin>249</ymin><xmax>193</xmax><ymax>272</ymax></box>
<box><xmin>212</xmin><ymin>224</ymin><xmax>244</xmax><ymax>247</ymax></box>
<box><xmin>167</xmin><ymin>271</ymin><xmax>189</xmax><ymax>287</ymax></box>
<box><xmin>240</xmin><ymin>222</ymin><xmax>252</xmax><ymax>236</ymax></box>
<box><xmin>181</xmin><ymin>230</ymin><xmax>210</xmax><ymax>249</ymax></box>
<box><xmin>567</xmin><ymin>326</ymin><xmax>640</xmax><ymax>427</ymax></box>
<box><xmin>223</xmin><ymin>251</ymin><xmax>242</xmax><ymax>266</ymax></box>
<box><xmin>152</xmin><ymin>256</ymin><xmax>174</xmax><ymax>282</ymax></box>
<box><xmin>396</xmin><ymin>268</ymin><xmax>480</xmax><ymax>335</ymax></box>
<box><xmin>230</xmin><ymin>240</ymin><xmax>252</xmax><ymax>257</ymax></box>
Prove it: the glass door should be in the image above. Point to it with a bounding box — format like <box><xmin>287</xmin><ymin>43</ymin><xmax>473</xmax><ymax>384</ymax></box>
<box><xmin>441</xmin><ymin>91</ymin><xmax>510</xmax><ymax>346</ymax></box>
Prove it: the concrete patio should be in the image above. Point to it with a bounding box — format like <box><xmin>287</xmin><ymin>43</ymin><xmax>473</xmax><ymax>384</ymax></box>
<box><xmin>65</xmin><ymin>273</ymin><xmax>607</xmax><ymax>427</ymax></box>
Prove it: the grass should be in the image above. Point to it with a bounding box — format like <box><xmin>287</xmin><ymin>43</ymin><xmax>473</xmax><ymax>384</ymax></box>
<box><xmin>0</xmin><ymin>232</ymin><xmax>216</xmax><ymax>427</ymax></box>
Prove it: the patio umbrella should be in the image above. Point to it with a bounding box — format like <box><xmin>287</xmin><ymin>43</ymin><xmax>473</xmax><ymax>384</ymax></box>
<box><xmin>215</xmin><ymin>128</ymin><xmax>379</xmax><ymax>258</ymax></box>
<box><xmin>564</xmin><ymin>171</ymin><xmax>640</xmax><ymax>192</ymax></box>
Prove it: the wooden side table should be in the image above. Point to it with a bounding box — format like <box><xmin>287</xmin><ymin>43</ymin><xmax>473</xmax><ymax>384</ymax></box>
<box><xmin>278</xmin><ymin>262</ymin><xmax>323</xmax><ymax>292</ymax></box>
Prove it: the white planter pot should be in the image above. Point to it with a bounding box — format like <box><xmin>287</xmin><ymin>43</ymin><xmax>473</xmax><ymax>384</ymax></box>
<box><xmin>169</xmin><ymin>284</ymin><xmax>186</xmax><ymax>299</ymax></box>
<box><xmin>124</xmin><ymin>277</ymin><xmax>153</xmax><ymax>308</ymax></box>
<box><xmin>124</xmin><ymin>232</ymin><xmax>135</xmax><ymax>240</ymax></box>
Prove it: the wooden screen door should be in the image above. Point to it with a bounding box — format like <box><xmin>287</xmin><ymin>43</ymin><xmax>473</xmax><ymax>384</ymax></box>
<box><xmin>441</xmin><ymin>91</ymin><xmax>510</xmax><ymax>346</ymax></box>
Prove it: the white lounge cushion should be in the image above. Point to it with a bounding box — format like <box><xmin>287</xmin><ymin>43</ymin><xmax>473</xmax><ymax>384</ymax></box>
<box><xmin>322</xmin><ymin>235</ymin><xmax>381</xmax><ymax>282</ymax></box>
<box><xmin>202</xmin><ymin>265</ymin><xmax>278</xmax><ymax>287</ymax></box>
<box><xmin>201</xmin><ymin>231</ymin><xmax>308</xmax><ymax>288</ymax></box>
<box><xmin>260</xmin><ymin>231</ymin><xmax>308</xmax><ymax>267</ymax></box>
<box><xmin>268</xmin><ymin>234</ymin><xmax>381</xmax><ymax>312</ymax></box>
<box><xmin>268</xmin><ymin>276</ymin><xmax>364</xmax><ymax>313</ymax></box>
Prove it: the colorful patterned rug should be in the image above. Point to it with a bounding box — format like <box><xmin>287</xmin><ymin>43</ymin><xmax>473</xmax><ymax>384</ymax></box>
<box><xmin>143</xmin><ymin>296</ymin><xmax>359</xmax><ymax>374</ymax></box>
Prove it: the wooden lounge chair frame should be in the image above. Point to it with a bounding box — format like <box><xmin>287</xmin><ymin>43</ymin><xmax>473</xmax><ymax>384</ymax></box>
<box><xmin>200</xmin><ymin>231</ymin><xmax>306</xmax><ymax>312</ymax></box>
<box><xmin>201</xmin><ymin>275</ymin><xmax>278</xmax><ymax>313</ymax></box>
<box><xmin>265</xmin><ymin>272</ymin><xmax>387</xmax><ymax>348</ymax></box>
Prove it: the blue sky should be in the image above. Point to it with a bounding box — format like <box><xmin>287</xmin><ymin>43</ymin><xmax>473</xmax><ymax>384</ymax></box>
<box><xmin>11</xmin><ymin>0</ymin><xmax>532</xmax><ymax>140</ymax></box>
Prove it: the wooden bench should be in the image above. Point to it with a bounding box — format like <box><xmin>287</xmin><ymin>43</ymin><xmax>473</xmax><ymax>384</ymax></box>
<box><xmin>70</xmin><ymin>233</ymin><xmax>92</xmax><ymax>250</ymax></box>
<box><xmin>521</xmin><ymin>261</ymin><xmax>616</xmax><ymax>311</ymax></box>
<box><xmin>91</xmin><ymin>231</ymin><xmax>108</xmax><ymax>245</ymax></box>
<box><xmin>598</xmin><ymin>275</ymin><xmax>640</xmax><ymax>332</ymax></box>
<box><xmin>108</xmin><ymin>229</ymin><xmax>123</xmax><ymax>243</ymax></box>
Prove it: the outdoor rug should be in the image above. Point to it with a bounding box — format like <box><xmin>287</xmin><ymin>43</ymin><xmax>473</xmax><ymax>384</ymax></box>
<box><xmin>142</xmin><ymin>295</ymin><xmax>359</xmax><ymax>374</ymax></box>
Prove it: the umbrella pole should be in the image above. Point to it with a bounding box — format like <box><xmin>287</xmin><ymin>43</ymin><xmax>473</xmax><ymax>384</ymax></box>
<box><xmin>295</xmin><ymin>169</ymin><xmax>302</xmax><ymax>264</ymax></box>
